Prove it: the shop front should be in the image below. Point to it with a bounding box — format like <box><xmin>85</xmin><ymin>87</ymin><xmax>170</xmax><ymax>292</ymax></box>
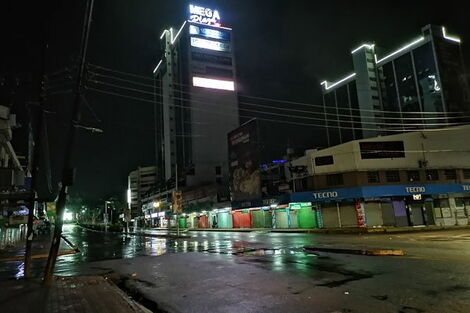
<box><xmin>290</xmin><ymin>183</ymin><xmax>470</xmax><ymax>229</ymax></box>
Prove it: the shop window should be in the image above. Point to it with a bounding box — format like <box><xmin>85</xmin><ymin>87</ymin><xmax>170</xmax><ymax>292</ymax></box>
<box><xmin>367</xmin><ymin>171</ymin><xmax>380</xmax><ymax>183</ymax></box>
<box><xmin>326</xmin><ymin>174</ymin><xmax>343</xmax><ymax>186</ymax></box>
<box><xmin>463</xmin><ymin>169</ymin><xmax>470</xmax><ymax>179</ymax></box>
<box><xmin>444</xmin><ymin>169</ymin><xmax>457</xmax><ymax>180</ymax></box>
<box><xmin>426</xmin><ymin>169</ymin><xmax>439</xmax><ymax>181</ymax></box>
<box><xmin>407</xmin><ymin>170</ymin><xmax>420</xmax><ymax>182</ymax></box>
<box><xmin>385</xmin><ymin>170</ymin><xmax>400</xmax><ymax>182</ymax></box>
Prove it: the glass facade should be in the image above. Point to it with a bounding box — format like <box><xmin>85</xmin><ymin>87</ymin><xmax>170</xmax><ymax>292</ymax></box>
<box><xmin>322</xmin><ymin>25</ymin><xmax>469</xmax><ymax>147</ymax></box>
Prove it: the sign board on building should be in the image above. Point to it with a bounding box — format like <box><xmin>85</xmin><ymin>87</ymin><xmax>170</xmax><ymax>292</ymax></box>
<box><xmin>189</xmin><ymin>24</ymin><xmax>230</xmax><ymax>41</ymax></box>
<box><xmin>359</xmin><ymin>141</ymin><xmax>405</xmax><ymax>159</ymax></box>
<box><xmin>228</xmin><ymin>119</ymin><xmax>261</xmax><ymax>202</ymax></box>
<box><xmin>189</xmin><ymin>4</ymin><xmax>221</xmax><ymax>26</ymax></box>
<box><xmin>190</xmin><ymin>37</ymin><xmax>231</xmax><ymax>52</ymax></box>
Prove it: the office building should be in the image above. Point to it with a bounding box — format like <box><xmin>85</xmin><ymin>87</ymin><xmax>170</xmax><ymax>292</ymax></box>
<box><xmin>321</xmin><ymin>25</ymin><xmax>470</xmax><ymax>146</ymax></box>
<box><xmin>153</xmin><ymin>4</ymin><xmax>239</xmax><ymax>188</ymax></box>
<box><xmin>127</xmin><ymin>166</ymin><xmax>157</xmax><ymax>218</ymax></box>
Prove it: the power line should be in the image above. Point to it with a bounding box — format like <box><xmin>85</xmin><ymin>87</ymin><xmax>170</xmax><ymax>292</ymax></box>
<box><xmin>87</xmin><ymin>70</ymin><xmax>470</xmax><ymax>122</ymax></box>
<box><xmin>88</xmin><ymin>62</ymin><xmax>469</xmax><ymax>116</ymax></box>
<box><xmin>85</xmin><ymin>85</ymin><xmax>470</xmax><ymax>133</ymax></box>
<box><xmin>88</xmin><ymin>78</ymin><xmax>467</xmax><ymax>129</ymax></box>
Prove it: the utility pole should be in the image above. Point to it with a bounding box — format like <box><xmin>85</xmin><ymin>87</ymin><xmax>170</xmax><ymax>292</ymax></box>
<box><xmin>43</xmin><ymin>0</ymin><xmax>95</xmax><ymax>284</ymax></box>
<box><xmin>24</xmin><ymin>6</ymin><xmax>48</xmax><ymax>277</ymax></box>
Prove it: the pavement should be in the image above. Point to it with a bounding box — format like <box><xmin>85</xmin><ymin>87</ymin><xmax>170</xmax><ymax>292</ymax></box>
<box><xmin>0</xmin><ymin>276</ymin><xmax>151</xmax><ymax>313</ymax></box>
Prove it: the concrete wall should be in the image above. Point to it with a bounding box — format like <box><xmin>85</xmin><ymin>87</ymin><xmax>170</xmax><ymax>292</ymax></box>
<box><xmin>309</xmin><ymin>125</ymin><xmax>470</xmax><ymax>175</ymax></box>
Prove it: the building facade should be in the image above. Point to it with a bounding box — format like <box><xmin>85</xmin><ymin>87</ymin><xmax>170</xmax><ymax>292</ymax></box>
<box><xmin>127</xmin><ymin>166</ymin><xmax>157</xmax><ymax>218</ymax></box>
<box><xmin>291</xmin><ymin>125</ymin><xmax>470</xmax><ymax>228</ymax></box>
<box><xmin>153</xmin><ymin>4</ymin><xmax>239</xmax><ymax>188</ymax></box>
<box><xmin>321</xmin><ymin>25</ymin><xmax>470</xmax><ymax>146</ymax></box>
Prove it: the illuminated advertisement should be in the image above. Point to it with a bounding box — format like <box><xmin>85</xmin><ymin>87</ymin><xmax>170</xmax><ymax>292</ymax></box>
<box><xmin>192</xmin><ymin>77</ymin><xmax>235</xmax><ymax>91</ymax></box>
<box><xmin>191</xmin><ymin>52</ymin><xmax>232</xmax><ymax>66</ymax></box>
<box><xmin>191</xmin><ymin>37</ymin><xmax>231</xmax><ymax>52</ymax></box>
<box><xmin>189</xmin><ymin>4</ymin><xmax>221</xmax><ymax>26</ymax></box>
<box><xmin>189</xmin><ymin>24</ymin><xmax>230</xmax><ymax>41</ymax></box>
<box><xmin>228</xmin><ymin>120</ymin><xmax>261</xmax><ymax>202</ymax></box>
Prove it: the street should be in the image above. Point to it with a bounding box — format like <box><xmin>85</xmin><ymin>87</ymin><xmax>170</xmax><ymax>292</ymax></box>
<box><xmin>2</xmin><ymin>225</ymin><xmax>470</xmax><ymax>312</ymax></box>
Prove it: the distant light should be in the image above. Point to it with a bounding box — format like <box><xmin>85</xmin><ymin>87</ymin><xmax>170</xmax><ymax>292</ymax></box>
<box><xmin>193</xmin><ymin>76</ymin><xmax>235</xmax><ymax>91</ymax></box>
<box><xmin>321</xmin><ymin>73</ymin><xmax>356</xmax><ymax>90</ymax></box>
<box><xmin>150</xmin><ymin>212</ymin><xmax>159</xmax><ymax>218</ymax></box>
<box><xmin>190</xmin><ymin>37</ymin><xmax>230</xmax><ymax>52</ymax></box>
<box><xmin>442</xmin><ymin>26</ymin><xmax>461</xmax><ymax>44</ymax></box>
<box><xmin>127</xmin><ymin>189</ymin><xmax>131</xmax><ymax>204</ymax></box>
<box><xmin>413</xmin><ymin>194</ymin><xmax>422</xmax><ymax>201</ymax></box>
<box><xmin>351</xmin><ymin>43</ymin><xmax>375</xmax><ymax>54</ymax></box>
<box><xmin>272</xmin><ymin>159</ymin><xmax>286</xmax><ymax>164</ymax></box>
<box><xmin>63</xmin><ymin>211</ymin><xmax>73</xmax><ymax>221</ymax></box>
<box><xmin>270</xmin><ymin>204</ymin><xmax>278</xmax><ymax>209</ymax></box>
<box><xmin>152</xmin><ymin>201</ymin><xmax>161</xmax><ymax>208</ymax></box>
<box><xmin>376</xmin><ymin>37</ymin><xmax>425</xmax><ymax>64</ymax></box>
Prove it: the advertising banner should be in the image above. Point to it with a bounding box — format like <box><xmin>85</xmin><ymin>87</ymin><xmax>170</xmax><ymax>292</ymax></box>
<box><xmin>228</xmin><ymin>120</ymin><xmax>261</xmax><ymax>202</ymax></box>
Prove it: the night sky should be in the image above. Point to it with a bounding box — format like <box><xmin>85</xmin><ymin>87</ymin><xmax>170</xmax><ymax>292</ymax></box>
<box><xmin>3</xmin><ymin>0</ymin><xmax>469</xmax><ymax>202</ymax></box>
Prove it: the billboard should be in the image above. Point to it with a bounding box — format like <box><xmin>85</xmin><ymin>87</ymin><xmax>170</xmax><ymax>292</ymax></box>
<box><xmin>228</xmin><ymin>120</ymin><xmax>261</xmax><ymax>202</ymax></box>
<box><xmin>359</xmin><ymin>141</ymin><xmax>405</xmax><ymax>159</ymax></box>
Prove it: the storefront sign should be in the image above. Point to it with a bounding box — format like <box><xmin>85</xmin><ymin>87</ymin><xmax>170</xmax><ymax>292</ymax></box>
<box><xmin>355</xmin><ymin>200</ymin><xmax>366</xmax><ymax>227</ymax></box>
<box><xmin>313</xmin><ymin>191</ymin><xmax>338</xmax><ymax>199</ymax></box>
<box><xmin>463</xmin><ymin>185</ymin><xmax>470</xmax><ymax>191</ymax></box>
<box><xmin>191</xmin><ymin>37</ymin><xmax>231</xmax><ymax>52</ymax></box>
<box><xmin>189</xmin><ymin>4</ymin><xmax>221</xmax><ymax>26</ymax></box>
<box><xmin>406</xmin><ymin>186</ymin><xmax>426</xmax><ymax>193</ymax></box>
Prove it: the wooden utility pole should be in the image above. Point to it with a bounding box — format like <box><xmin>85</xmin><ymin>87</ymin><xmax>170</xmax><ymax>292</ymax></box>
<box><xmin>43</xmin><ymin>0</ymin><xmax>95</xmax><ymax>284</ymax></box>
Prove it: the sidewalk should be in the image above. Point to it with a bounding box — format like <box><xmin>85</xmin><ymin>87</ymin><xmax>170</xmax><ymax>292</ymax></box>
<box><xmin>149</xmin><ymin>224</ymin><xmax>470</xmax><ymax>234</ymax></box>
<box><xmin>0</xmin><ymin>276</ymin><xmax>151</xmax><ymax>313</ymax></box>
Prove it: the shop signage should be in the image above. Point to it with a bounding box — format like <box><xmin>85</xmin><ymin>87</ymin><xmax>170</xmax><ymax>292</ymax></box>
<box><xmin>189</xmin><ymin>4</ymin><xmax>221</xmax><ymax>26</ymax></box>
<box><xmin>463</xmin><ymin>185</ymin><xmax>470</xmax><ymax>191</ymax></box>
<box><xmin>190</xmin><ymin>37</ymin><xmax>231</xmax><ymax>52</ymax></box>
<box><xmin>189</xmin><ymin>25</ymin><xmax>230</xmax><ymax>41</ymax></box>
<box><xmin>405</xmin><ymin>186</ymin><xmax>426</xmax><ymax>193</ymax></box>
<box><xmin>313</xmin><ymin>191</ymin><xmax>338</xmax><ymax>199</ymax></box>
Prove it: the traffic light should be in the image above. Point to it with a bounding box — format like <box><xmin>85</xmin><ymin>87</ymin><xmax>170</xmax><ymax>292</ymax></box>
<box><xmin>172</xmin><ymin>191</ymin><xmax>183</xmax><ymax>213</ymax></box>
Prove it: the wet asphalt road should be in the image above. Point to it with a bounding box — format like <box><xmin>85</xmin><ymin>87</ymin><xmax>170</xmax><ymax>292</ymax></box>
<box><xmin>2</xmin><ymin>225</ymin><xmax>470</xmax><ymax>312</ymax></box>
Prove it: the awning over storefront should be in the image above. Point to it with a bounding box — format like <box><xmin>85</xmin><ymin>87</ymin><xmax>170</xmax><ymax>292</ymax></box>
<box><xmin>290</xmin><ymin>183</ymin><xmax>470</xmax><ymax>203</ymax></box>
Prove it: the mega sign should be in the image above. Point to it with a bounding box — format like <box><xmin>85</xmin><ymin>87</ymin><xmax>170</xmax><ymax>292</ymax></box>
<box><xmin>189</xmin><ymin>4</ymin><xmax>221</xmax><ymax>26</ymax></box>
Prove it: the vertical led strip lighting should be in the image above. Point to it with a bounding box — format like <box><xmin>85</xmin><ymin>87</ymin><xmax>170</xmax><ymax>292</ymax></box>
<box><xmin>193</xmin><ymin>77</ymin><xmax>235</xmax><ymax>91</ymax></box>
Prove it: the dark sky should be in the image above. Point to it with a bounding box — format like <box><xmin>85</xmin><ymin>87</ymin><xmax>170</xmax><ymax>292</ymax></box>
<box><xmin>3</xmin><ymin>0</ymin><xmax>470</xmax><ymax>202</ymax></box>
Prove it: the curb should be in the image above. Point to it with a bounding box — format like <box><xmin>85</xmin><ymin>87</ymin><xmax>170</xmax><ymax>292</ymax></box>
<box><xmin>0</xmin><ymin>249</ymin><xmax>77</xmax><ymax>262</ymax></box>
<box><xmin>304</xmin><ymin>246</ymin><xmax>405</xmax><ymax>256</ymax></box>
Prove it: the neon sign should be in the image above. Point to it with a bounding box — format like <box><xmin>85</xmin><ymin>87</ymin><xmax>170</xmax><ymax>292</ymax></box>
<box><xmin>189</xmin><ymin>4</ymin><xmax>221</xmax><ymax>26</ymax></box>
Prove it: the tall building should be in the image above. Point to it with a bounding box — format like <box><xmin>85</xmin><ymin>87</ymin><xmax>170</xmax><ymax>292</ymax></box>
<box><xmin>127</xmin><ymin>166</ymin><xmax>157</xmax><ymax>218</ymax></box>
<box><xmin>153</xmin><ymin>4</ymin><xmax>239</xmax><ymax>189</ymax></box>
<box><xmin>321</xmin><ymin>25</ymin><xmax>470</xmax><ymax>146</ymax></box>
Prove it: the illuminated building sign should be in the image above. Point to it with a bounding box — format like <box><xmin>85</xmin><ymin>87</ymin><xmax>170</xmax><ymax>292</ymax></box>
<box><xmin>191</xmin><ymin>37</ymin><xmax>231</xmax><ymax>52</ymax></box>
<box><xmin>189</xmin><ymin>24</ymin><xmax>230</xmax><ymax>41</ymax></box>
<box><xmin>189</xmin><ymin>4</ymin><xmax>221</xmax><ymax>26</ymax></box>
<box><xmin>192</xmin><ymin>76</ymin><xmax>235</xmax><ymax>91</ymax></box>
<box><xmin>191</xmin><ymin>52</ymin><xmax>232</xmax><ymax>66</ymax></box>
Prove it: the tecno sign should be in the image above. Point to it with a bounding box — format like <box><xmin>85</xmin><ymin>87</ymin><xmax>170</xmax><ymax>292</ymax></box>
<box><xmin>189</xmin><ymin>4</ymin><xmax>221</xmax><ymax>26</ymax></box>
<box><xmin>405</xmin><ymin>186</ymin><xmax>426</xmax><ymax>193</ymax></box>
<box><xmin>313</xmin><ymin>191</ymin><xmax>338</xmax><ymax>199</ymax></box>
